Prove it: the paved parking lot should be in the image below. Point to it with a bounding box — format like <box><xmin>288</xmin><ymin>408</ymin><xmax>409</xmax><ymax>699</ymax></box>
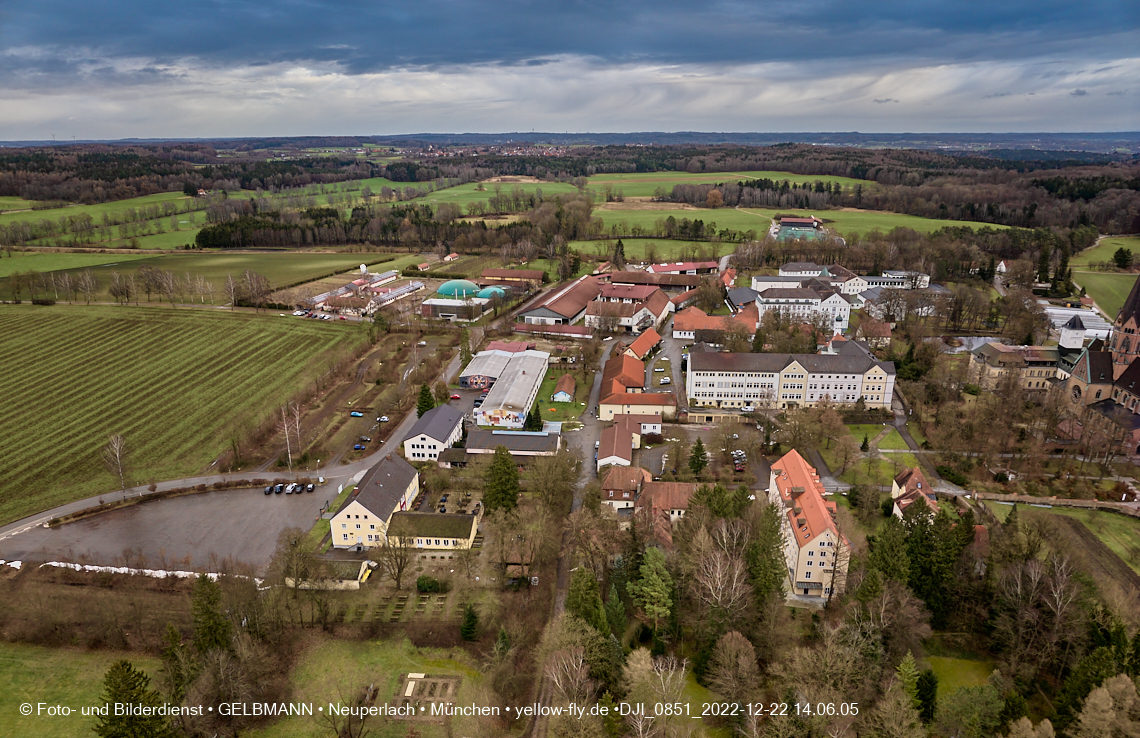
<box><xmin>0</xmin><ymin>486</ymin><xmax>331</xmax><ymax>571</ymax></box>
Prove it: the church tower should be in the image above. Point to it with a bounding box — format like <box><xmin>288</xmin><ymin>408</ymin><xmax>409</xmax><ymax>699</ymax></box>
<box><xmin>1059</xmin><ymin>315</ymin><xmax>1086</xmax><ymax>350</ymax></box>
<box><xmin>1111</xmin><ymin>275</ymin><xmax>1140</xmax><ymax>379</ymax></box>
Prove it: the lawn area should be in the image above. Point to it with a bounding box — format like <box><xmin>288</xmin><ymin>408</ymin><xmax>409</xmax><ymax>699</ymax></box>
<box><xmin>0</xmin><ymin>642</ymin><xmax>161</xmax><ymax>738</ymax></box>
<box><xmin>0</xmin><ymin>306</ymin><xmax>368</xmax><ymax>524</ymax></box>
<box><xmin>586</xmin><ymin>170</ymin><xmax>873</xmax><ymax>198</ymax></box>
<box><xmin>247</xmin><ymin>636</ymin><xmax>483</xmax><ymax>738</ymax></box>
<box><xmin>1071</xmin><ymin>235</ymin><xmax>1140</xmax><ymax>267</ymax></box>
<box><xmin>570</xmin><ymin>238</ymin><xmax>730</xmax><ymax>263</ymax></box>
<box><xmin>926</xmin><ymin>656</ymin><xmax>995</xmax><ymax>699</ymax></box>
<box><xmin>521</xmin><ymin>258</ymin><xmax>593</xmax><ymax>280</ymax></box>
<box><xmin>840</xmin><ymin>454</ymin><xmax>916</xmax><ymax>487</ymax></box>
<box><xmin>534</xmin><ymin>368</ymin><xmax>587</xmax><ymax>422</ymax></box>
<box><xmin>984</xmin><ymin>500</ymin><xmax>1014</xmax><ymax>522</ymax></box>
<box><xmin>848</xmin><ymin>423</ymin><xmax>890</xmax><ymax>445</ymax></box>
<box><xmin>1074</xmin><ymin>270</ymin><xmax>1137</xmax><ymax>318</ymax></box>
<box><xmin>304</xmin><ymin>484</ymin><xmax>357</xmax><ymax>551</ymax></box>
<box><xmin>878</xmin><ymin>429</ymin><xmax>910</xmax><ymax>450</ymax></box>
<box><xmin>592</xmin><ymin>205</ymin><xmax>1009</xmax><ymax>239</ymax></box>
<box><xmin>0</xmin><ymin>195</ymin><xmax>38</xmax><ymax>211</ymax></box>
<box><xmin>907</xmin><ymin>423</ymin><xmax>928</xmax><ymax>447</ymax></box>
<box><xmin>0</xmin><ymin>251</ymin><xmax>156</xmax><ymax>279</ymax></box>
<box><xmin>0</xmin><ymin>251</ymin><xmax>404</xmax><ymax>301</ymax></box>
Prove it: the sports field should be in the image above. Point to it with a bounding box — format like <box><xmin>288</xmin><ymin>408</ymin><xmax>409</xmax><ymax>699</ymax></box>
<box><xmin>1071</xmin><ymin>235</ymin><xmax>1140</xmax><ymax>267</ymax></box>
<box><xmin>592</xmin><ymin>205</ymin><xmax>1009</xmax><ymax>238</ymax></box>
<box><xmin>1</xmin><ymin>252</ymin><xmax>402</xmax><ymax>301</ymax></box>
<box><xmin>1073</xmin><ymin>271</ymin><xmax>1136</xmax><ymax>318</ymax></box>
<box><xmin>587</xmin><ymin>170</ymin><xmax>873</xmax><ymax>197</ymax></box>
<box><xmin>0</xmin><ymin>306</ymin><xmax>368</xmax><ymax>524</ymax></box>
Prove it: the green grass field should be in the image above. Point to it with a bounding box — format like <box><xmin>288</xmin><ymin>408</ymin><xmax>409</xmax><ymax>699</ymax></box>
<box><xmin>0</xmin><ymin>642</ymin><xmax>161</xmax><ymax>738</ymax></box>
<box><xmin>926</xmin><ymin>656</ymin><xmax>995</xmax><ymax>698</ymax></box>
<box><xmin>1044</xmin><ymin>507</ymin><xmax>1140</xmax><ymax>575</ymax></box>
<box><xmin>0</xmin><ymin>306</ymin><xmax>368</xmax><ymax>524</ymax></box>
<box><xmin>1073</xmin><ymin>271</ymin><xmax>1137</xmax><ymax>318</ymax></box>
<box><xmin>0</xmin><ymin>251</ymin><xmax>156</xmax><ymax>279</ymax></box>
<box><xmin>0</xmin><ymin>191</ymin><xmax>193</xmax><ymax>230</ymax></box>
<box><xmin>247</xmin><ymin>637</ymin><xmax>483</xmax><ymax>738</ymax></box>
<box><xmin>570</xmin><ymin>238</ymin><xmax>731</xmax><ymax>263</ymax></box>
<box><xmin>0</xmin><ymin>196</ymin><xmax>39</xmax><ymax>212</ymax></box>
<box><xmin>412</xmin><ymin>180</ymin><xmax>580</xmax><ymax>210</ymax></box>
<box><xmin>586</xmin><ymin>170</ymin><xmax>873</xmax><ymax>198</ymax></box>
<box><xmin>1</xmin><ymin>252</ymin><xmax>403</xmax><ymax>301</ymax></box>
<box><xmin>535</xmin><ymin>369</ymin><xmax>587</xmax><ymax>422</ymax></box>
<box><xmin>592</xmin><ymin>205</ymin><xmax>1008</xmax><ymax>239</ymax></box>
<box><xmin>1071</xmin><ymin>235</ymin><xmax>1140</xmax><ymax>267</ymax></box>
<box><xmin>878</xmin><ymin>429</ymin><xmax>910</xmax><ymax>450</ymax></box>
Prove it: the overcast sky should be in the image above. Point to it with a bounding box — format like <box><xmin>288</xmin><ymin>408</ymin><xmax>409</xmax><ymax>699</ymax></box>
<box><xmin>1</xmin><ymin>0</ymin><xmax>1137</xmax><ymax>139</ymax></box>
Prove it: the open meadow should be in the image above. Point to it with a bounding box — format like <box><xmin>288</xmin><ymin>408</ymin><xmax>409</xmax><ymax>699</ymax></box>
<box><xmin>0</xmin><ymin>251</ymin><xmax>156</xmax><ymax>279</ymax></box>
<box><xmin>0</xmin><ymin>306</ymin><xmax>368</xmax><ymax>524</ymax></box>
<box><xmin>586</xmin><ymin>170</ymin><xmax>873</xmax><ymax>197</ymax></box>
<box><xmin>570</xmin><ymin>238</ymin><xmax>732</xmax><ymax>262</ymax></box>
<box><xmin>592</xmin><ymin>205</ymin><xmax>1009</xmax><ymax>238</ymax></box>
<box><xmin>1071</xmin><ymin>235</ymin><xmax>1140</xmax><ymax>267</ymax></box>
<box><xmin>411</xmin><ymin>179</ymin><xmax>580</xmax><ymax>209</ymax></box>
<box><xmin>1073</xmin><ymin>270</ymin><xmax>1136</xmax><ymax>318</ymax></box>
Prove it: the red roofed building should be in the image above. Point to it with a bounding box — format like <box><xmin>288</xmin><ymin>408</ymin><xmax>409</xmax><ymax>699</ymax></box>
<box><xmin>519</xmin><ymin>276</ymin><xmax>602</xmax><ymax>325</ymax></box>
<box><xmin>597</xmin><ymin>424</ymin><xmax>633</xmax><ymax>471</ymax></box>
<box><xmin>721</xmin><ymin>268</ymin><xmax>737</xmax><ymax>287</ymax></box>
<box><xmin>635</xmin><ymin>481</ymin><xmax>701</xmax><ymax>547</ymax></box>
<box><xmin>856</xmin><ymin>321</ymin><xmax>892</xmax><ymax>349</ymax></box>
<box><xmin>624</xmin><ymin>328</ymin><xmax>662</xmax><ymax>360</ymax></box>
<box><xmin>601</xmin><ymin>353</ymin><xmax>646</xmax><ymax>397</ymax></box>
<box><xmin>891</xmin><ymin>467</ymin><xmax>939</xmax><ymax>520</ymax></box>
<box><xmin>552</xmin><ymin>373</ymin><xmax>577</xmax><ymax>402</ymax></box>
<box><xmin>671</xmin><ymin>304</ymin><xmax>758</xmax><ymax>343</ymax></box>
<box><xmin>601</xmin><ymin>466</ymin><xmax>651</xmax><ymax>511</ymax></box>
<box><xmin>767</xmin><ymin>449</ymin><xmax>848</xmax><ymax>600</ymax></box>
<box><xmin>485</xmin><ymin>340</ymin><xmax>533</xmax><ymax>353</ymax></box>
<box><xmin>598</xmin><ymin>391</ymin><xmax>677</xmax><ymax>421</ymax></box>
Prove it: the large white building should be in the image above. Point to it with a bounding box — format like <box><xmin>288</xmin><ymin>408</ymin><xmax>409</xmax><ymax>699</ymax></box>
<box><xmin>753</xmin><ymin>287</ymin><xmax>853</xmax><ymax>332</ymax></box>
<box><xmin>686</xmin><ymin>343</ymin><xmax>896</xmax><ymax>410</ymax></box>
<box><xmin>473</xmin><ymin>350</ymin><xmax>550</xmax><ymax>428</ymax></box>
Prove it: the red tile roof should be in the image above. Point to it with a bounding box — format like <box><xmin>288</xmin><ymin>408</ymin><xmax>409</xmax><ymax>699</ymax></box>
<box><xmin>598</xmin><ymin>424</ymin><xmax>633</xmax><ymax>463</ymax></box>
<box><xmin>771</xmin><ymin>449</ymin><xmax>842</xmax><ymax>548</ymax></box>
<box><xmin>486</xmin><ymin>340</ymin><xmax>533</xmax><ymax>353</ymax></box>
<box><xmin>626</xmin><ymin>328</ymin><xmax>662</xmax><ymax>359</ymax></box>
<box><xmin>673</xmin><ymin>304</ymin><xmax>757</xmax><ymax>334</ymax></box>
<box><xmin>602</xmin><ymin>466</ymin><xmax>651</xmax><ymax>494</ymax></box>
<box><xmin>600</xmin><ymin>284</ymin><xmax>658</xmax><ymax>301</ymax></box>
<box><xmin>721</xmin><ymin>268</ymin><xmax>737</xmax><ymax>287</ymax></box>
<box><xmin>528</xmin><ymin>276</ymin><xmax>601</xmax><ymax>319</ymax></box>
<box><xmin>602</xmin><ymin>353</ymin><xmax>645</xmax><ymax>391</ymax></box>
<box><xmin>553</xmin><ymin>373</ymin><xmax>577</xmax><ymax>398</ymax></box>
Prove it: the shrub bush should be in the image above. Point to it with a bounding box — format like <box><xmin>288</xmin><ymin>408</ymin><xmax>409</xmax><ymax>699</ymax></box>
<box><xmin>936</xmin><ymin>465</ymin><xmax>969</xmax><ymax>486</ymax></box>
<box><xmin>416</xmin><ymin>575</ymin><xmax>441</xmax><ymax>593</ymax></box>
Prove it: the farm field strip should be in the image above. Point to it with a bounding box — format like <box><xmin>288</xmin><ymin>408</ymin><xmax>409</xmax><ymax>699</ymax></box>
<box><xmin>0</xmin><ymin>307</ymin><xmax>367</xmax><ymax>524</ymax></box>
<box><xmin>1071</xmin><ymin>235</ymin><xmax>1140</xmax><ymax>267</ymax></box>
<box><xmin>0</xmin><ymin>251</ymin><xmax>157</xmax><ymax>279</ymax></box>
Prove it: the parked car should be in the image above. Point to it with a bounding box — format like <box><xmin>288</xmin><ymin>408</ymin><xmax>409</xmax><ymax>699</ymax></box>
<box><xmin>450</xmin><ymin>394</ymin><xmax>461</xmax><ymax>400</ymax></box>
<box><xmin>359</xmin><ymin>436</ymin><xmax>371</xmax><ymax>442</ymax></box>
<box><xmin>317</xmin><ymin>477</ymin><xmax>326</xmax><ymax>485</ymax></box>
<box><xmin>274</xmin><ymin>484</ymin><xmax>284</xmax><ymax>494</ymax></box>
<box><xmin>378</xmin><ymin>416</ymin><xmax>389</xmax><ymax>422</ymax></box>
<box><xmin>306</xmin><ymin>483</ymin><xmax>314</xmax><ymax>493</ymax></box>
<box><xmin>741</xmin><ymin>405</ymin><xmax>755</xmax><ymax>413</ymax></box>
<box><xmin>418</xmin><ymin>340</ymin><xmax>427</xmax><ymax>346</ymax></box>
<box><xmin>660</xmin><ymin>377</ymin><xmax>671</xmax><ymax>385</ymax></box>
<box><xmin>354</xmin><ymin>444</ymin><xmax>365</xmax><ymax>450</ymax></box>
<box><xmin>285</xmin><ymin>484</ymin><xmax>294</xmax><ymax>495</ymax></box>
<box><xmin>473</xmin><ymin>400</ymin><xmax>483</xmax><ymax>408</ymax></box>
<box><xmin>350</xmin><ymin>411</ymin><xmax>364</xmax><ymax>417</ymax></box>
<box><xmin>654</xmin><ymin>367</ymin><xmax>665</xmax><ymax>372</ymax></box>
<box><xmin>264</xmin><ymin>486</ymin><xmax>273</xmax><ymax>495</ymax></box>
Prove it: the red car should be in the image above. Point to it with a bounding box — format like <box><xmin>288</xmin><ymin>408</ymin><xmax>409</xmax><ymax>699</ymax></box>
<box><xmin>450</xmin><ymin>394</ymin><xmax>461</xmax><ymax>400</ymax></box>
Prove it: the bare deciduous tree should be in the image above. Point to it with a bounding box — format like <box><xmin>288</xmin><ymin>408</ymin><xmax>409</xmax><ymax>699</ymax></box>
<box><xmin>371</xmin><ymin>518</ymin><xmax>415</xmax><ymax>590</ymax></box>
<box><xmin>101</xmin><ymin>434</ymin><xmax>129</xmax><ymax>494</ymax></box>
<box><xmin>223</xmin><ymin>275</ymin><xmax>239</xmax><ymax>310</ymax></box>
<box><xmin>545</xmin><ymin>647</ymin><xmax>591</xmax><ymax>703</ymax></box>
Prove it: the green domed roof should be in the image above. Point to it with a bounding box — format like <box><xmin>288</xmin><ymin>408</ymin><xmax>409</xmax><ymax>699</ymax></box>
<box><xmin>477</xmin><ymin>286</ymin><xmax>507</xmax><ymax>299</ymax></box>
<box><xmin>437</xmin><ymin>279</ymin><xmax>480</xmax><ymax>297</ymax></box>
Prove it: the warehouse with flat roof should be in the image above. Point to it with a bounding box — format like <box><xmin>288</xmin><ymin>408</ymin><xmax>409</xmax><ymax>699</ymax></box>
<box><xmin>473</xmin><ymin>350</ymin><xmax>550</xmax><ymax>428</ymax></box>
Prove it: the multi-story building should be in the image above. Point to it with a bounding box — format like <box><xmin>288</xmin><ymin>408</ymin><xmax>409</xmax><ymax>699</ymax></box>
<box><xmin>686</xmin><ymin>343</ymin><xmax>895</xmax><ymax>410</ymax></box>
<box><xmin>402</xmin><ymin>405</ymin><xmax>464</xmax><ymax>463</ymax></box>
<box><xmin>767</xmin><ymin>450</ymin><xmax>848</xmax><ymax>600</ymax></box>
<box><xmin>330</xmin><ymin>455</ymin><xmax>419</xmax><ymax>550</ymax></box>
<box><xmin>967</xmin><ymin>343</ymin><xmax>1060</xmax><ymax>392</ymax></box>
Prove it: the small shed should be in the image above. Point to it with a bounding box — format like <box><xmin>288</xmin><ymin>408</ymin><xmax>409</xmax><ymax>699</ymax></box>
<box><xmin>552</xmin><ymin>373</ymin><xmax>577</xmax><ymax>402</ymax></box>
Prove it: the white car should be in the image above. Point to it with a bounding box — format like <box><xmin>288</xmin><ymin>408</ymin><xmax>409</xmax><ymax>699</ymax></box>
<box><xmin>741</xmin><ymin>405</ymin><xmax>755</xmax><ymax>413</ymax></box>
<box><xmin>660</xmin><ymin>377</ymin><xmax>671</xmax><ymax>385</ymax></box>
<box><xmin>653</xmin><ymin>367</ymin><xmax>665</xmax><ymax>372</ymax></box>
<box><xmin>378</xmin><ymin>416</ymin><xmax>390</xmax><ymax>422</ymax></box>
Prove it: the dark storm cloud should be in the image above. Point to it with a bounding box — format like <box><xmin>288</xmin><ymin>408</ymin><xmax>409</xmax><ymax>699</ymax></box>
<box><xmin>5</xmin><ymin>0</ymin><xmax>1137</xmax><ymax>74</ymax></box>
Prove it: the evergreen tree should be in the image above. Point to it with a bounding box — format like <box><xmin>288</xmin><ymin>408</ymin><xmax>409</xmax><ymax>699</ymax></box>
<box><xmin>689</xmin><ymin>437</ymin><xmax>708</xmax><ymax>477</ymax></box>
<box><xmin>416</xmin><ymin>383</ymin><xmax>435</xmax><ymax>417</ymax></box>
<box><xmin>567</xmin><ymin>567</ymin><xmax>609</xmax><ymax>634</ymax></box>
<box><xmin>460</xmin><ymin>604</ymin><xmax>479</xmax><ymax>641</ymax></box>
<box><xmin>868</xmin><ymin>515</ymin><xmax>911</xmax><ymax>582</ymax></box>
<box><xmin>94</xmin><ymin>660</ymin><xmax>175</xmax><ymax>738</ymax></box>
<box><xmin>896</xmin><ymin>651</ymin><xmax>921</xmax><ymax>708</ymax></box>
<box><xmin>628</xmin><ymin>547</ymin><xmax>673</xmax><ymax>633</ymax></box>
<box><xmin>916</xmin><ymin>669</ymin><xmax>939</xmax><ymax>724</ymax></box>
<box><xmin>159</xmin><ymin>624</ymin><xmax>193</xmax><ymax>704</ymax></box>
<box><xmin>604</xmin><ymin>583</ymin><xmax>626</xmax><ymax>636</ymax></box>
<box><xmin>190</xmin><ymin>575</ymin><xmax>231</xmax><ymax>655</ymax></box>
<box><xmin>1114</xmin><ymin>247</ymin><xmax>1132</xmax><ymax>270</ymax></box>
<box><xmin>1054</xmin><ymin>647</ymin><xmax>1120</xmax><ymax>730</ymax></box>
<box><xmin>746</xmin><ymin>504</ymin><xmax>787</xmax><ymax>606</ymax></box>
<box><xmin>494</xmin><ymin>627</ymin><xmax>511</xmax><ymax>660</ymax></box>
<box><xmin>524</xmin><ymin>403</ymin><xmax>543</xmax><ymax>431</ymax></box>
<box><xmin>613</xmin><ymin>239</ymin><xmax>626</xmax><ymax>269</ymax></box>
<box><xmin>598</xmin><ymin>691</ymin><xmax>624</xmax><ymax>738</ymax></box>
<box><xmin>861</xmin><ymin>434</ymin><xmax>870</xmax><ymax>452</ymax></box>
<box><xmin>752</xmin><ymin>327</ymin><xmax>765</xmax><ymax>353</ymax></box>
<box><xmin>482</xmin><ymin>445</ymin><xmax>519</xmax><ymax>512</ymax></box>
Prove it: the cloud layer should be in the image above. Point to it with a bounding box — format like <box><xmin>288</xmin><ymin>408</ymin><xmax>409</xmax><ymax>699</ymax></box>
<box><xmin>1</xmin><ymin>1</ymin><xmax>1137</xmax><ymax>138</ymax></box>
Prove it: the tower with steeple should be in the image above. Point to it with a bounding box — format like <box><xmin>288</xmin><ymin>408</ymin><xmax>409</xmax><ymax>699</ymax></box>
<box><xmin>1111</xmin><ymin>275</ymin><xmax>1140</xmax><ymax>379</ymax></box>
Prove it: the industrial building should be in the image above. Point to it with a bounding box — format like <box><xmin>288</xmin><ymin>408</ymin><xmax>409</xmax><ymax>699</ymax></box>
<box><xmin>472</xmin><ymin>349</ymin><xmax>550</xmax><ymax>427</ymax></box>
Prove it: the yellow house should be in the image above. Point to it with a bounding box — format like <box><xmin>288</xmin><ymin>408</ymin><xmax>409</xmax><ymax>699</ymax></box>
<box><xmin>331</xmin><ymin>455</ymin><xmax>419</xmax><ymax>550</ymax></box>
<box><xmin>386</xmin><ymin>512</ymin><xmax>479</xmax><ymax>550</ymax></box>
